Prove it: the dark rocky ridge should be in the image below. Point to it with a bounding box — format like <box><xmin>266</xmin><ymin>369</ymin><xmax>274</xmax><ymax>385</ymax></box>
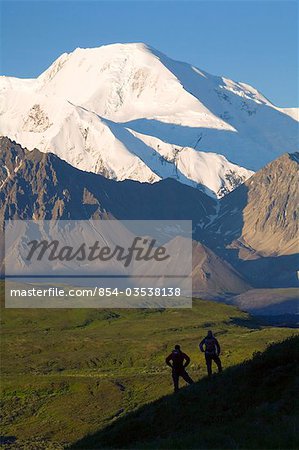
<box><xmin>0</xmin><ymin>136</ymin><xmax>216</xmax><ymax>223</ymax></box>
<box><xmin>0</xmin><ymin>136</ymin><xmax>249</xmax><ymax>298</ymax></box>
<box><xmin>1</xmin><ymin>136</ymin><xmax>297</xmax><ymax>306</ymax></box>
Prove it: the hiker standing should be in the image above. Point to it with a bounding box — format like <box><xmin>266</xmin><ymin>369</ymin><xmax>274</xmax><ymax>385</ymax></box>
<box><xmin>166</xmin><ymin>344</ymin><xmax>194</xmax><ymax>392</ymax></box>
<box><xmin>199</xmin><ymin>330</ymin><xmax>222</xmax><ymax>378</ymax></box>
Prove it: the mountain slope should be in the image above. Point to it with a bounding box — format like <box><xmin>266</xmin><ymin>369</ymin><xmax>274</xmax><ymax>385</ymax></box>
<box><xmin>2</xmin><ymin>43</ymin><xmax>297</xmax><ymax>197</ymax></box>
<box><xmin>0</xmin><ymin>79</ymin><xmax>253</xmax><ymax>198</ymax></box>
<box><xmin>72</xmin><ymin>336</ymin><xmax>299</xmax><ymax>450</ymax></box>
<box><xmin>1</xmin><ymin>137</ymin><xmax>297</xmax><ymax>298</ymax></box>
<box><xmin>191</xmin><ymin>240</ymin><xmax>249</xmax><ymax>298</ymax></box>
<box><xmin>201</xmin><ymin>152</ymin><xmax>299</xmax><ymax>288</ymax></box>
<box><xmin>0</xmin><ymin>136</ymin><xmax>216</xmax><ymax>222</ymax></box>
<box><xmin>1</xmin><ymin>137</ymin><xmax>251</xmax><ymax>298</ymax></box>
<box><xmin>229</xmin><ymin>288</ymin><xmax>299</xmax><ymax>315</ymax></box>
<box><xmin>204</xmin><ymin>152</ymin><xmax>299</xmax><ymax>257</ymax></box>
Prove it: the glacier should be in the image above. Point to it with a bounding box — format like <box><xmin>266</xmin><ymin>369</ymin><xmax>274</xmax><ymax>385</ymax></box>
<box><xmin>0</xmin><ymin>42</ymin><xmax>298</xmax><ymax>197</ymax></box>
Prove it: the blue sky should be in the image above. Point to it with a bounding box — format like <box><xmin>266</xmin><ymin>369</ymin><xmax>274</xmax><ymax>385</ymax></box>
<box><xmin>0</xmin><ymin>0</ymin><xmax>298</xmax><ymax>107</ymax></box>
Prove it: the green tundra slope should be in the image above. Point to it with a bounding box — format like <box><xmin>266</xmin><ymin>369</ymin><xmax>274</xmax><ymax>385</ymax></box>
<box><xmin>73</xmin><ymin>336</ymin><xmax>299</xmax><ymax>450</ymax></box>
<box><xmin>0</xmin><ymin>281</ymin><xmax>298</xmax><ymax>449</ymax></box>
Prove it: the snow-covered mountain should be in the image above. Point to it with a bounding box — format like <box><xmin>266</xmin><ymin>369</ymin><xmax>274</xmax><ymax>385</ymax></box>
<box><xmin>1</xmin><ymin>43</ymin><xmax>298</xmax><ymax>197</ymax></box>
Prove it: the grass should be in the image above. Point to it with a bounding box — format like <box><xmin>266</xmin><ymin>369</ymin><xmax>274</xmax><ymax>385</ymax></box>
<box><xmin>72</xmin><ymin>336</ymin><xmax>299</xmax><ymax>450</ymax></box>
<box><xmin>0</xmin><ymin>281</ymin><xmax>298</xmax><ymax>449</ymax></box>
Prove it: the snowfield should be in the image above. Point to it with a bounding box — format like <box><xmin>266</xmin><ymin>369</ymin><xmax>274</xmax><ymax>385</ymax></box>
<box><xmin>0</xmin><ymin>43</ymin><xmax>298</xmax><ymax>197</ymax></box>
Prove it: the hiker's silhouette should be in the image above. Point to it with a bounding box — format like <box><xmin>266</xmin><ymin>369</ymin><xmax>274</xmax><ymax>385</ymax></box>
<box><xmin>199</xmin><ymin>330</ymin><xmax>222</xmax><ymax>378</ymax></box>
<box><xmin>166</xmin><ymin>344</ymin><xmax>194</xmax><ymax>392</ymax></box>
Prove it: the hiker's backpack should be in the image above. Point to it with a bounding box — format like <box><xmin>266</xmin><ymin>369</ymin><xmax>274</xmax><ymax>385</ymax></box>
<box><xmin>204</xmin><ymin>337</ymin><xmax>217</xmax><ymax>354</ymax></box>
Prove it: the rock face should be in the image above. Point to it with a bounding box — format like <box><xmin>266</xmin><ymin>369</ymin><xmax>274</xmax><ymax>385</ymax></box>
<box><xmin>2</xmin><ymin>43</ymin><xmax>298</xmax><ymax>197</ymax></box>
<box><xmin>0</xmin><ymin>136</ymin><xmax>217</xmax><ymax>225</ymax></box>
<box><xmin>205</xmin><ymin>152</ymin><xmax>299</xmax><ymax>257</ymax></box>
<box><xmin>0</xmin><ymin>137</ymin><xmax>250</xmax><ymax>299</ymax></box>
<box><xmin>0</xmin><ymin>137</ymin><xmax>297</xmax><ymax>307</ymax></box>
<box><xmin>203</xmin><ymin>152</ymin><xmax>299</xmax><ymax>287</ymax></box>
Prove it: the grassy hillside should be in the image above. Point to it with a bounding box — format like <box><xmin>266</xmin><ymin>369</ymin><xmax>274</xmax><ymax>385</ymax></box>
<box><xmin>73</xmin><ymin>336</ymin><xmax>299</xmax><ymax>450</ymax></box>
<box><xmin>0</xmin><ymin>281</ymin><xmax>298</xmax><ymax>449</ymax></box>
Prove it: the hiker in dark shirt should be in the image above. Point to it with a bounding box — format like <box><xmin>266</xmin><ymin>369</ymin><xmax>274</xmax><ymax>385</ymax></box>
<box><xmin>166</xmin><ymin>344</ymin><xmax>194</xmax><ymax>392</ymax></box>
<box><xmin>199</xmin><ymin>330</ymin><xmax>222</xmax><ymax>378</ymax></box>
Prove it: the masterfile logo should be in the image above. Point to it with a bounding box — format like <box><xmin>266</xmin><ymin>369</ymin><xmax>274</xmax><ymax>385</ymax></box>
<box><xmin>25</xmin><ymin>237</ymin><xmax>170</xmax><ymax>267</ymax></box>
<box><xmin>5</xmin><ymin>220</ymin><xmax>192</xmax><ymax>308</ymax></box>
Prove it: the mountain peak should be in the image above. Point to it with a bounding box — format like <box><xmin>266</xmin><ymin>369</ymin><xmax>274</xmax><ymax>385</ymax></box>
<box><xmin>1</xmin><ymin>44</ymin><xmax>298</xmax><ymax>198</ymax></box>
<box><xmin>72</xmin><ymin>41</ymin><xmax>153</xmax><ymax>53</ymax></box>
<box><xmin>54</xmin><ymin>42</ymin><xmax>155</xmax><ymax>65</ymax></box>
